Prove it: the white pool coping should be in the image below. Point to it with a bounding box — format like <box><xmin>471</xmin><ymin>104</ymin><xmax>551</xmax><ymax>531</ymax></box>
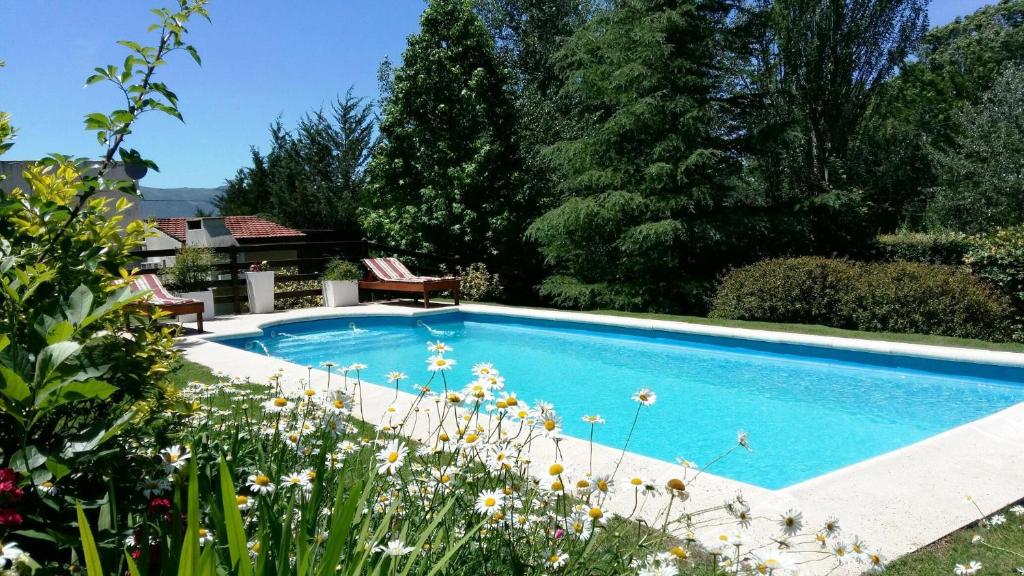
<box><xmin>177</xmin><ymin>303</ymin><xmax>1024</xmax><ymax>575</ymax></box>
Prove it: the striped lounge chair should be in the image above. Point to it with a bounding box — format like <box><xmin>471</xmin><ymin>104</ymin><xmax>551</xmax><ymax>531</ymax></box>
<box><xmin>359</xmin><ymin>257</ymin><xmax>460</xmax><ymax>308</ymax></box>
<box><xmin>130</xmin><ymin>273</ymin><xmax>206</xmax><ymax>333</ymax></box>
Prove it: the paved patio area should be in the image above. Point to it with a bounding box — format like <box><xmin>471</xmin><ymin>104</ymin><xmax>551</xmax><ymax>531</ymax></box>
<box><xmin>176</xmin><ymin>303</ymin><xmax>1024</xmax><ymax>575</ymax></box>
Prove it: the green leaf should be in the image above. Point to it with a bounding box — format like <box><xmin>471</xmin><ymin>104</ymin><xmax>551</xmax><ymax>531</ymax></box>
<box><xmin>125</xmin><ymin>551</ymin><xmax>142</xmax><ymax>576</ymax></box>
<box><xmin>179</xmin><ymin>455</ymin><xmax>200</xmax><ymax>576</ymax></box>
<box><xmin>34</xmin><ymin>341</ymin><xmax>82</xmax><ymax>386</ymax></box>
<box><xmin>35</xmin><ymin>379</ymin><xmax>117</xmax><ymax>415</ymax></box>
<box><xmin>10</xmin><ymin>445</ymin><xmax>46</xmax><ymax>473</ymax></box>
<box><xmin>45</xmin><ymin>456</ymin><xmax>72</xmax><ymax>480</ymax></box>
<box><xmin>66</xmin><ymin>285</ymin><xmax>94</xmax><ymax>326</ymax></box>
<box><xmin>219</xmin><ymin>458</ymin><xmax>253</xmax><ymax>576</ymax></box>
<box><xmin>76</xmin><ymin>502</ymin><xmax>104</xmax><ymax>576</ymax></box>
<box><xmin>185</xmin><ymin>45</ymin><xmax>202</xmax><ymax>66</ymax></box>
<box><xmin>44</xmin><ymin>320</ymin><xmax>74</xmax><ymax>345</ymax></box>
<box><xmin>0</xmin><ymin>365</ymin><xmax>31</xmax><ymax>402</ymax></box>
<box><xmin>316</xmin><ymin>478</ymin><xmax>365</xmax><ymax>576</ymax></box>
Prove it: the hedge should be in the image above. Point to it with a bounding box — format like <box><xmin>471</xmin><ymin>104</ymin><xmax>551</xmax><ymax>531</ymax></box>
<box><xmin>966</xmin><ymin>225</ymin><xmax>1024</xmax><ymax>336</ymax></box>
<box><xmin>873</xmin><ymin>231</ymin><xmax>972</xmax><ymax>266</ymax></box>
<box><xmin>710</xmin><ymin>257</ymin><xmax>1013</xmax><ymax>341</ymax></box>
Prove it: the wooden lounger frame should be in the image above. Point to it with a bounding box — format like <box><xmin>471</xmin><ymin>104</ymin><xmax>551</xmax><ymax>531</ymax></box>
<box><xmin>358</xmin><ymin>273</ymin><xmax>460</xmax><ymax>308</ymax></box>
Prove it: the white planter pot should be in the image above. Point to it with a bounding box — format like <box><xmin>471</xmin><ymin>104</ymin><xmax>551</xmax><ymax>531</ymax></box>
<box><xmin>322</xmin><ymin>280</ymin><xmax>359</xmax><ymax>307</ymax></box>
<box><xmin>176</xmin><ymin>289</ymin><xmax>215</xmax><ymax>322</ymax></box>
<box><xmin>245</xmin><ymin>271</ymin><xmax>275</xmax><ymax>313</ymax></box>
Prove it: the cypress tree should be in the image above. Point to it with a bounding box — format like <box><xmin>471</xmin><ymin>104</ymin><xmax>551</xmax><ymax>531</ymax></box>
<box><xmin>361</xmin><ymin>0</ymin><xmax>523</xmax><ymax>275</ymax></box>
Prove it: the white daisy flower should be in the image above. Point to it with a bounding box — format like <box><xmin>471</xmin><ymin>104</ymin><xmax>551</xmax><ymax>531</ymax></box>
<box><xmin>247</xmin><ymin>472</ymin><xmax>276</xmax><ymax>494</ymax></box>
<box><xmin>0</xmin><ymin>541</ymin><xmax>24</xmax><ymax>569</ymax></box>
<box><xmin>159</xmin><ymin>445</ymin><xmax>191</xmax><ymax>473</ymax></box>
<box><xmin>545</xmin><ymin>550</ymin><xmax>568</xmax><ymax>569</ymax></box>
<box><xmin>426</xmin><ymin>341</ymin><xmax>452</xmax><ymax>354</ymax></box>
<box><xmin>474</xmin><ymin>489</ymin><xmax>505</xmax><ymax>515</ymax></box>
<box><xmin>374</xmin><ymin>539</ymin><xmax>415</xmax><ymax>556</ymax></box>
<box><xmin>426</xmin><ymin>355</ymin><xmax>456</xmax><ymax>372</ymax></box>
<box><xmin>954</xmin><ymin>561</ymin><xmax>983</xmax><ymax>576</ymax></box>
<box><xmin>376</xmin><ymin>440</ymin><xmax>408</xmax><ymax>475</ymax></box>
<box><xmin>631</xmin><ymin>388</ymin><xmax>657</xmax><ymax>406</ymax></box>
<box><xmin>778</xmin><ymin>509</ymin><xmax>803</xmax><ymax>536</ymax></box>
<box><xmin>280</xmin><ymin>471</ymin><xmax>311</xmax><ymax>490</ymax></box>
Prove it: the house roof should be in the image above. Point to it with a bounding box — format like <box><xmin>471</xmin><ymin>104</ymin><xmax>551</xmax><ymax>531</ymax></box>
<box><xmin>154</xmin><ymin>216</ymin><xmax>306</xmax><ymax>243</ymax></box>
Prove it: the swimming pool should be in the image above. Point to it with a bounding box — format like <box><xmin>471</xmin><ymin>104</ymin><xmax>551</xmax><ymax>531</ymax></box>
<box><xmin>217</xmin><ymin>311</ymin><xmax>1024</xmax><ymax>489</ymax></box>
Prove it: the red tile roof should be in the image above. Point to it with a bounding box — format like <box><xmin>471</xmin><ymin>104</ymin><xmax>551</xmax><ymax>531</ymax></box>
<box><xmin>154</xmin><ymin>216</ymin><xmax>306</xmax><ymax>243</ymax></box>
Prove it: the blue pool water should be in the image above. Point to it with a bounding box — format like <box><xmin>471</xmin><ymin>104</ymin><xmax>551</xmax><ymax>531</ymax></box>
<box><xmin>217</xmin><ymin>312</ymin><xmax>1024</xmax><ymax>489</ymax></box>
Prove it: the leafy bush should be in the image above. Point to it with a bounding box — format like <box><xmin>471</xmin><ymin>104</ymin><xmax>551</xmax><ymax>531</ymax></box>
<box><xmin>322</xmin><ymin>258</ymin><xmax>362</xmax><ymax>281</ymax></box>
<box><xmin>711</xmin><ymin>257</ymin><xmax>1012</xmax><ymax>340</ymax></box>
<box><xmin>849</xmin><ymin>261</ymin><xmax>1012</xmax><ymax>340</ymax></box>
<box><xmin>874</xmin><ymin>231</ymin><xmax>971</xmax><ymax>265</ymax></box>
<box><xmin>709</xmin><ymin>257</ymin><xmax>860</xmax><ymax>327</ymax></box>
<box><xmin>163</xmin><ymin>245</ymin><xmax>215</xmax><ymax>292</ymax></box>
<box><xmin>0</xmin><ymin>1</ymin><xmax>207</xmax><ymax>564</ymax></box>
<box><xmin>966</xmin><ymin>225</ymin><xmax>1024</xmax><ymax>336</ymax></box>
<box><xmin>456</xmin><ymin>262</ymin><xmax>503</xmax><ymax>302</ymax></box>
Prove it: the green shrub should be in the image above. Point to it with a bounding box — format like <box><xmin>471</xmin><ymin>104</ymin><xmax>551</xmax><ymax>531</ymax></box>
<box><xmin>874</xmin><ymin>231</ymin><xmax>971</xmax><ymax>265</ymax></box>
<box><xmin>711</xmin><ymin>257</ymin><xmax>1013</xmax><ymax>340</ymax></box>
<box><xmin>849</xmin><ymin>261</ymin><xmax>1012</xmax><ymax>341</ymax></box>
<box><xmin>322</xmin><ymin>258</ymin><xmax>362</xmax><ymax>281</ymax></box>
<box><xmin>709</xmin><ymin>257</ymin><xmax>859</xmax><ymax>326</ymax></box>
<box><xmin>164</xmin><ymin>245</ymin><xmax>215</xmax><ymax>292</ymax></box>
<box><xmin>457</xmin><ymin>262</ymin><xmax>504</xmax><ymax>302</ymax></box>
<box><xmin>966</xmin><ymin>225</ymin><xmax>1024</xmax><ymax>336</ymax></box>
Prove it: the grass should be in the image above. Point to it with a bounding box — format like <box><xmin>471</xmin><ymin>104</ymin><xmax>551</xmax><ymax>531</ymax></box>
<box><xmin>165</xmin><ymin>358</ymin><xmax>221</xmax><ymax>387</ymax></box>
<box><xmin>438</xmin><ymin>300</ymin><xmax>1024</xmax><ymax>353</ymax></box>
<box><xmin>881</xmin><ymin>503</ymin><xmax>1024</xmax><ymax>575</ymax></box>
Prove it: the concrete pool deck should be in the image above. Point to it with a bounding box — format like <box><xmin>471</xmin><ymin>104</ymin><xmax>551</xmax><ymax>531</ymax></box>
<box><xmin>176</xmin><ymin>303</ymin><xmax>1024</xmax><ymax>575</ymax></box>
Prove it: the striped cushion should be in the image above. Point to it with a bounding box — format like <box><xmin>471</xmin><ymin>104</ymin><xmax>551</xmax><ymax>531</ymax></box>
<box><xmin>363</xmin><ymin>257</ymin><xmax>417</xmax><ymax>281</ymax></box>
<box><xmin>130</xmin><ymin>274</ymin><xmax>197</xmax><ymax>305</ymax></box>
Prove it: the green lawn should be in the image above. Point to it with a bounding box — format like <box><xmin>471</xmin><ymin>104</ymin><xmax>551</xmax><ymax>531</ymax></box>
<box><xmin>439</xmin><ymin>300</ymin><xmax>1024</xmax><ymax>353</ymax></box>
<box><xmin>881</xmin><ymin>504</ymin><xmax>1024</xmax><ymax>575</ymax></box>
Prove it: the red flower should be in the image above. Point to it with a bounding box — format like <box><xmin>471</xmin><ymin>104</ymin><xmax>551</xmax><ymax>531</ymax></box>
<box><xmin>0</xmin><ymin>508</ymin><xmax>24</xmax><ymax>527</ymax></box>
<box><xmin>147</xmin><ymin>497</ymin><xmax>172</xmax><ymax>516</ymax></box>
<box><xmin>0</xmin><ymin>468</ymin><xmax>16</xmax><ymax>483</ymax></box>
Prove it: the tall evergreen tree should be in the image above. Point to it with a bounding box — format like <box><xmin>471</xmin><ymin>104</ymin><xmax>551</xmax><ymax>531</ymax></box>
<box><xmin>527</xmin><ymin>0</ymin><xmax>739</xmax><ymax>312</ymax></box>
<box><xmin>361</xmin><ymin>0</ymin><xmax>523</xmax><ymax>278</ymax></box>
<box><xmin>215</xmin><ymin>91</ymin><xmax>376</xmax><ymax>235</ymax></box>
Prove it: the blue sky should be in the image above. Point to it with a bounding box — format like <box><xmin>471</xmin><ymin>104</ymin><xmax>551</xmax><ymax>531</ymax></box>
<box><xmin>0</xmin><ymin>0</ymin><xmax>996</xmax><ymax>188</ymax></box>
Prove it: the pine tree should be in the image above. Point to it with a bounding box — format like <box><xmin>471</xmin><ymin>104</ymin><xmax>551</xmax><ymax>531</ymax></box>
<box><xmin>527</xmin><ymin>0</ymin><xmax>739</xmax><ymax>312</ymax></box>
<box><xmin>361</xmin><ymin>0</ymin><xmax>522</xmax><ymax>274</ymax></box>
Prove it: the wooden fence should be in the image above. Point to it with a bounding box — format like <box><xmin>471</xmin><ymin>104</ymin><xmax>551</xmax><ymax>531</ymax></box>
<box><xmin>129</xmin><ymin>239</ymin><xmax>452</xmax><ymax>314</ymax></box>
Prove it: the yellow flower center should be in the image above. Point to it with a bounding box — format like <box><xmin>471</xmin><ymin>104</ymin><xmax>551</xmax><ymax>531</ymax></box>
<box><xmin>333</xmin><ymin>400</ymin><xmax>345</xmax><ymax>409</ymax></box>
<box><xmin>667</xmin><ymin>478</ymin><xmax>685</xmax><ymax>491</ymax></box>
<box><xmin>236</xmin><ymin>495</ymin><xmax>249</xmax><ymax>506</ymax></box>
<box><xmin>465</xmin><ymin>433</ymin><xmax>479</xmax><ymax>443</ymax></box>
<box><xmin>484</xmin><ymin>497</ymin><xmax>496</xmax><ymax>507</ymax></box>
<box><xmin>438</xmin><ymin>432</ymin><xmax>450</xmax><ymax>442</ymax></box>
<box><xmin>551</xmin><ymin>480</ymin><xmax>563</xmax><ymax>491</ymax></box>
<box><xmin>596</xmin><ymin>480</ymin><xmax>608</xmax><ymax>492</ymax></box>
<box><xmin>255</xmin><ymin>475</ymin><xmax>270</xmax><ymax>486</ymax></box>
<box><xmin>548</xmin><ymin>463</ymin><xmax>564</xmax><ymax>476</ymax></box>
<box><xmin>505</xmin><ymin>397</ymin><xmax>517</xmax><ymax>406</ymax></box>
<box><xmin>304</xmin><ymin>389</ymin><xmax>316</xmax><ymax>397</ymax></box>
<box><xmin>670</xmin><ymin>546</ymin><xmax>688</xmax><ymax>559</ymax></box>
<box><xmin>387</xmin><ymin>452</ymin><xmax>399</xmax><ymax>463</ymax></box>
<box><xmin>273</xmin><ymin>398</ymin><xmax>288</xmax><ymax>407</ymax></box>
<box><xmin>251</xmin><ymin>542</ymin><xmax>261</xmax><ymax>553</ymax></box>
<box><xmin>436</xmin><ymin>359</ymin><xmax>447</xmax><ymax>366</ymax></box>
<box><xmin>587</xmin><ymin>507</ymin><xmax>603</xmax><ymax>520</ymax></box>
<box><xmin>549</xmin><ymin>555</ymin><xmax>560</xmax><ymax>563</ymax></box>
<box><xmin>198</xmin><ymin>528</ymin><xmax>208</xmax><ymax>538</ymax></box>
<box><xmin>544</xmin><ymin>419</ymin><xmax>556</xmax><ymax>431</ymax></box>
<box><xmin>576</xmin><ymin>480</ymin><xmax>590</xmax><ymax>489</ymax></box>
<box><xmin>439</xmin><ymin>474</ymin><xmax>450</xmax><ymax>484</ymax></box>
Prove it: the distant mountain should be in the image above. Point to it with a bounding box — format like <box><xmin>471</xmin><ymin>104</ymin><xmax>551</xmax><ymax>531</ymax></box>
<box><xmin>137</xmin><ymin>186</ymin><xmax>224</xmax><ymax>218</ymax></box>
